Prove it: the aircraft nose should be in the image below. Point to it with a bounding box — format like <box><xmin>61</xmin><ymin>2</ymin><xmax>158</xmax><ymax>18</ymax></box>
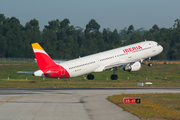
<box><xmin>159</xmin><ymin>45</ymin><xmax>163</xmax><ymax>53</ymax></box>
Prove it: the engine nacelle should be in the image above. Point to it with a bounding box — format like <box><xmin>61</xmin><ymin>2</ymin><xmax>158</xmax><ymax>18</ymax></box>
<box><xmin>123</xmin><ymin>62</ymin><xmax>141</xmax><ymax>72</ymax></box>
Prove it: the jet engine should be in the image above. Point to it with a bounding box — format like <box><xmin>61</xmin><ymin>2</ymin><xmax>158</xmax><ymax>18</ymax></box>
<box><xmin>123</xmin><ymin>61</ymin><xmax>141</xmax><ymax>72</ymax></box>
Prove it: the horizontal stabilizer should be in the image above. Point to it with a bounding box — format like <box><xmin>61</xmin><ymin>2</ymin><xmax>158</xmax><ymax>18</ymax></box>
<box><xmin>17</xmin><ymin>71</ymin><xmax>35</xmax><ymax>74</ymax></box>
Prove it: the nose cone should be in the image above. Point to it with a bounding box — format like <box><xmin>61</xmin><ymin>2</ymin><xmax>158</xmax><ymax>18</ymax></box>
<box><xmin>159</xmin><ymin>45</ymin><xmax>163</xmax><ymax>53</ymax></box>
<box><xmin>158</xmin><ymin>45</ymin><xmax>163</xmax><ymax>53</ymax></box>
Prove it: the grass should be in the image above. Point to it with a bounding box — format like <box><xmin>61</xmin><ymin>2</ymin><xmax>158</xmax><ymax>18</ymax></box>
<box><xmin>0</xmin><ymin>63</ymin><xmax>180</xmax><ymax>88</ymax></box>
<box><xmin>1</xmin><ymin>63</ymin><xmax>180</xmax><ymax>119</ymax></box>
<box><xmin>107</xmin><ymin>93</ymin><xmax>180</xmax><ymax>120</ymax></box>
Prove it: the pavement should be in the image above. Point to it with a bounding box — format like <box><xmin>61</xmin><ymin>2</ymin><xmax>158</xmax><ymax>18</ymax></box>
<box><xmin>0</xmin><ymin>87</ymin><xmax>180</xmax><ymax>120</ymax></box>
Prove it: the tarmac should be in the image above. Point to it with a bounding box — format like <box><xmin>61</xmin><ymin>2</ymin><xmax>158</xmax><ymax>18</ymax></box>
<box><xmin>0</xmin><ymin>87</ymin><xmax>180</xmax><ymax>120</ymax></box>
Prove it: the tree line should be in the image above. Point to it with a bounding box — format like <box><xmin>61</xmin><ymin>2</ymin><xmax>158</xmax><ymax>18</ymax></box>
<box><xmin>0</xmin><ymin>14</ymin><xmax>180</xmax><ymax>60</ymax></box>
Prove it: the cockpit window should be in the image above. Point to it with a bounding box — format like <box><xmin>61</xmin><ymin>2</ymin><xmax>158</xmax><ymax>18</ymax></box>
<box><xmin>157</xmin><ymin>44</ymin><xmax>159</xmax><ymax>46</ymax></box>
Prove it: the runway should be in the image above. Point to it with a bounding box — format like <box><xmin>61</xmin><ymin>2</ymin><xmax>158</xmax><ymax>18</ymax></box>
<box><xmin>0</xmin><ymin>87</ymin><xmax>180</xmax><ymax>120</ymax></box>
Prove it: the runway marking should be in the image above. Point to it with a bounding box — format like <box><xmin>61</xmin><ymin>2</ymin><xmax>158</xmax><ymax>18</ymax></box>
<box><xmin>0</xmin><ymin>96</ymin><xmax>22</xmax><ymax>105</ymax></box>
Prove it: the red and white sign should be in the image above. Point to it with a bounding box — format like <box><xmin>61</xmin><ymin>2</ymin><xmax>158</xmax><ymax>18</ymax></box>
<box><xmin>123</xmin><ymin>98</ymin><xmax>141</xmax><ymax>104</ymax></box>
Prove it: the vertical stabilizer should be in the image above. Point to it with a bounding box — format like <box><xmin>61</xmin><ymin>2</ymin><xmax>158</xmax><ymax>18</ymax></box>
<box><xmin>32</xmin><ymin>43</ymin><xmax>57</xmax><ymax>70</ymax></box>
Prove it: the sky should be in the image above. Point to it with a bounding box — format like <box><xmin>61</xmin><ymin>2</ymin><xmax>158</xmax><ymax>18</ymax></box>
<box><xmin>1</xmin><ymin>0</ymin><xmax>180</xmax><ymax>31</ymax></box>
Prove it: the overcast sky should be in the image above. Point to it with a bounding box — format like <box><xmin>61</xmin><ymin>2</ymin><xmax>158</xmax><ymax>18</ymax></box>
<box><xmin>1</xmin><ymin>0</ymin><xmax>180</xmax><ymax>31</ymax></box>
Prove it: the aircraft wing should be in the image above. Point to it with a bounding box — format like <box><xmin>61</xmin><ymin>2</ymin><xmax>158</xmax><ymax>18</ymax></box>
<box><xmin>17</xmin><ymin>70</ymin><xmax>58</xmax><ymax>76</ymax></box>
<box><xmin>34</xmin><ymin>59</ymin><xmax>67</xmax><ymax>64</ymax></box>
<box><xmin>17</xmin><ymin>71</ymin><xmax>35</xmax><ymax>74</ymax></box>
<box><xmin>53</xmin><ymin>60</ymin><xmax>67</xmax><ymax>64</ymax></box>
<box><xmin>103</xmin><ymin>59</ymin><xmax>144</xmax><ymax>70</ymax></box>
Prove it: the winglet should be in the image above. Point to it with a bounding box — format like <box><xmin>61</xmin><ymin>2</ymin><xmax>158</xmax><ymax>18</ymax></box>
<box><xmin>32</xmin><ymin>43</ymin><xmax>57</xmax><ymax>70</ymax></box>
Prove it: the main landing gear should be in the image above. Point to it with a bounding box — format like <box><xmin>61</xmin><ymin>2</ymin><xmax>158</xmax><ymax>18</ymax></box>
<box><xmin>111</xmin><ymin>74</ymin><xmax>118</xmax><ymax>80</ymax></box>
<box><xmin>87</xmin><ymin>67</ymin><xmax>118</xmax><ymax>80</ymax></box>
<box><xmin>148</xmin><ymin>57</ymin><xmax>153</xmax><ymax>67</ymax></box>
<box><xmin>110</xmin><ymin>67</ymin><xmax>118</xmax><ymax>80</ymax></box>
<box><xmin>87</xmin><ymin>74</ymin><xmax>94</xmax><ymax>80</ymax></box>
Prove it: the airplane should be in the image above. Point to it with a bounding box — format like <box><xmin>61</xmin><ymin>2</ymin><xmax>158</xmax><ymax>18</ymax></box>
<box><xmin>18</xmin><ymin>40</ymin><xmax>163</xmax><ymax>80</ymax></box>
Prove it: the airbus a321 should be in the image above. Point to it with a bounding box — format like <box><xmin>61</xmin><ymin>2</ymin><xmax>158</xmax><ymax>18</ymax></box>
<box><xmin>18</xmin><ymin>41</ymin><xmax>163</xmax><ymax>80</ymax></box>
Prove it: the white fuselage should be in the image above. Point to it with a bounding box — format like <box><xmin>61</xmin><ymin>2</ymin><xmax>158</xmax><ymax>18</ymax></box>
<box><xmin>59</xmin><ymin>41</ymin><xmax>163</xmax><ymax>77</ymax></box>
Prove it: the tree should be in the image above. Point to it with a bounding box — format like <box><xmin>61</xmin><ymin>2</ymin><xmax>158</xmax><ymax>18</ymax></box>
<box><xmin>0</xmin><ymin>35</ymin><xmax>7</xmax><ymax>57</ymax></box>
<box><xmin>2</xmin><ymin>14</ymin><xmax>180</xmax><ymax>60</ymax></box>
<box><xmin>26</xmin><ymin>19</ymin><xmax>41</xmax><ymax>43</ymax></box>
<box><xmin>60</xmin><ymin>18</ymin><xmax>70</xmax><ymax>29</ymax></box>
<box><xmin>130</xmin><ymin>31</ymin><xmax>142</xmax><ymax>43</ymax></box>
<box><xmin>85</xmin><ymin>19</ymin><xmax>100</xmax><ymax>33</ymax></box>
<box><xmin>29</xmin><ymin>19</ymin><xmax>39</xmax><ymax>28</ymax></box>
<box><xmin>127</xmin><ymin>25</ymin><xmax>134</xmax><ymax>34</ymax></box>
<box><xmin>45</xmin><ymin>19</ymin><xmax>60</xmax><ymax>31</ymax></box>
<box><xmin>109</xmin><ymin>29</ymin><xmax>122</xmax><ymax>48</ymax></box>
<box><xmin>103</xmin><ymin>28</ymin><xmax>110</xmax><ymax>43</ymax></box>
<box><xmin>42</xmin><ymin>29</ymin><xmax>57</xmax><ymax>58</ymax></box>
<box><xmin>152</xmin><ymin>24</ymin><xmax>159</xmax><ymax>31</ymax></box>
<box><xmin>75</xmin><ymin>26</ymin><xmax>84</xmax><ymax>35</ymax></box>
<box><xmin>0</xmin><ymin>14</ymin><xmax>5</xmax><ymax>35</ymax></box>
<box><xmin>173</xmin><ymin>19</ymin><xmax>180</xmax><ymax>30</ymax></box>
<box><xmin>0</xmin><ymin>14</ymin><xmax>5</xmax><ymax>25</ymax></box>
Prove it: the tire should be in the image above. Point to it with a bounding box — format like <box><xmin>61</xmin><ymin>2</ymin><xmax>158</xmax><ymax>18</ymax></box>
<box><xmin>148</xmin><ymin>63</ymin><xmax>153</xmax><ymax>67</ymax></box>
<box><xmin>111</xmin><ymin>74</ymin><xmax>118</xmax><ymax>80</ymax></box>
<box><xmin>87</xmin><ymin>74</ymin><xmax>94</xmax><ymax>80</ymax></box>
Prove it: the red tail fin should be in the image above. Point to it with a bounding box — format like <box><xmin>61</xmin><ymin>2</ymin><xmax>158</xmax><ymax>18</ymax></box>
<box><xmin>31</xmin><ymin>43</ymin><xmax>57</xmax><ymax>70</ymax></box>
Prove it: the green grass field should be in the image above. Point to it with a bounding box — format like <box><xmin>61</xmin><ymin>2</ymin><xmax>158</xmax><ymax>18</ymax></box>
<box><xmin>1</xmin><ymin>63</ymin><xmax>180</xmax><ymax>119</ymax></box>
<box><xmin>107</xmin><ymin>93</ymin><xmax>180</xmax><ymax>120</ymax></box>
<box><xmin>0</xmin><ymin>63</ymin><xmax>180</xmax><ymax>88</ymax></box>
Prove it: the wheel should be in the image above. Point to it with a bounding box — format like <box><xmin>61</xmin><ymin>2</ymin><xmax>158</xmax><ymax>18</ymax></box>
<box><xmin>111</xmin><ymin>74</ymin><xmax>118</xmax><ymax>80</ymax></box>
<box><xmin>91</xmin><ymin>74</ymin><xmax>94</xmax><ymax>80</ymax></box>
<box><xmin>87</xmin><ymin>74</ymin><xmax>94</xmax><ymax>80</ymax></box>
<box><xmin>148</xmin><ymin>63</ymin><xmax>152</xmax><ymax>67</ymax></box>
<box><xmin>111</xmin><ymin>75</ymin><xmax>114</xmax><ymax>80</ymax></box>
<box><xmin>114</xmin><ymin>74</ymin><xmax>118</xmax><ymax>80</ymax></box>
